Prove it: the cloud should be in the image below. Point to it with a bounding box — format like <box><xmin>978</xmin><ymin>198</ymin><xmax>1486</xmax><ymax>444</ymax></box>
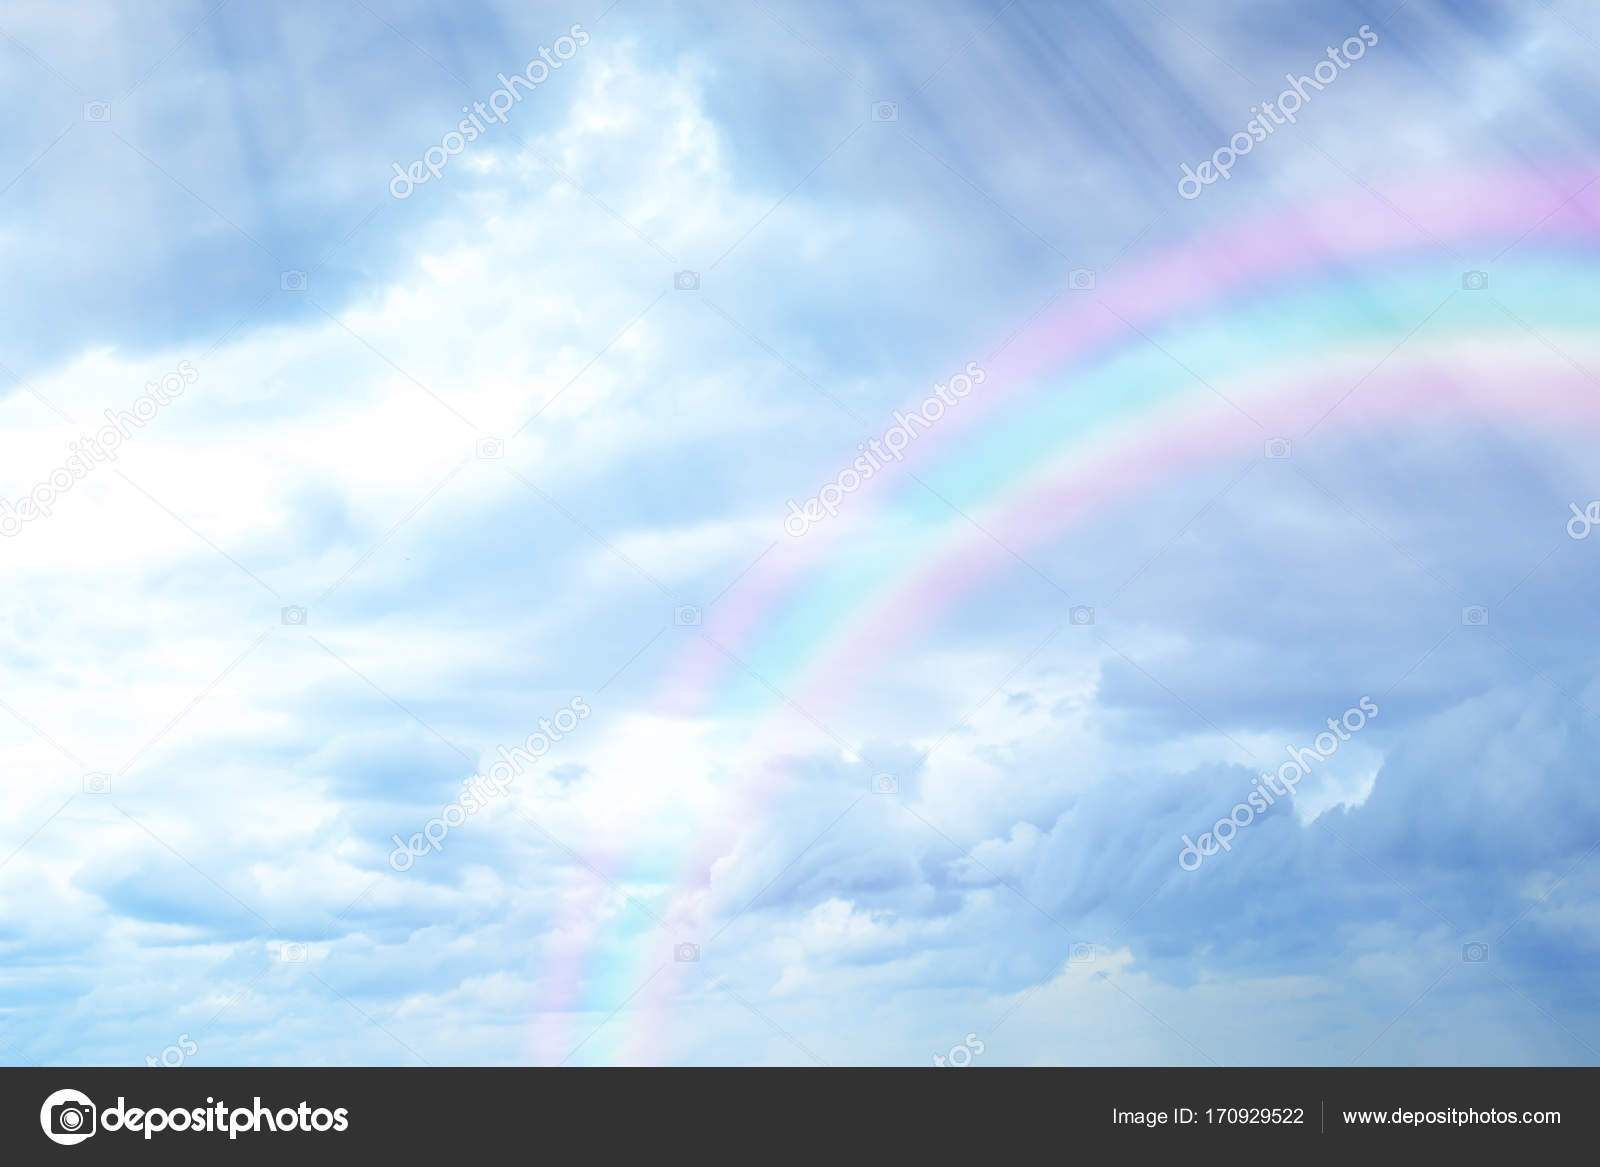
<box><xmin>4</xmin><ymin>0</ymin><xmax>1600</xmax><ymax>1068</ymax></box>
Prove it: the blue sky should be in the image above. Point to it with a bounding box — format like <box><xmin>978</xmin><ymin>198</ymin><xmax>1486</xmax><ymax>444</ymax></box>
<box><xmin>2</xmin><ymin>0</ymin><xmax>1600</xmax><ymax>1066</ymax></box>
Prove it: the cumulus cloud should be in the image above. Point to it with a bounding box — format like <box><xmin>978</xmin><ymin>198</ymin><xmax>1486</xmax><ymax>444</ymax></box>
<box><xmin>3</xmin><ymin>0</ymin><xmax>1600</xmax><ymax>1068</ymax></box>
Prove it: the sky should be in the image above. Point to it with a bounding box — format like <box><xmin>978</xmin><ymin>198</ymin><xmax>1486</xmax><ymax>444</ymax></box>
<box><xmin>2</xmin><ymin>0</ymin><xmax>1599</xmax><ymax>1066</ymax></box>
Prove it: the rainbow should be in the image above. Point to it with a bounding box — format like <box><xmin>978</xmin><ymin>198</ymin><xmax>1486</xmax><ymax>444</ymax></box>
<box><xmin>533</xmin><ymin>165</ymin><xmax>1600</xmax><ymax>1062</ymax></box>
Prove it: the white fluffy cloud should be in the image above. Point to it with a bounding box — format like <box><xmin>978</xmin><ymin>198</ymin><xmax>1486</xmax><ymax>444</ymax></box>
<box><xmin>4</xmin><ymin>0</ymin><xmax>1600</xmax><ymax>1069</ymax></box>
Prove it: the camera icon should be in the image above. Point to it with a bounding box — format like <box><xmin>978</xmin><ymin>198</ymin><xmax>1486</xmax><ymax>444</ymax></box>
<box><xmin>674</xmin><ymin>270</ymin><xmax>700</xmax><ymax>291</ymax></box>
<box><xmin>1068</xmin><ymin>268</ymin><xmax>1096</xmax><ymax>291</ymax></box>
<box><xmin>82</xmin><ymin>771</ymin><xmax>111</xmax><ymax>795</ymax></box>
<box><xmin>279</xmin><ymin>942</ymin><xmax>308</xmax><ymax>963</ymax></box>
<box><xmin>871</xmin><ymin>101</ymin><xmax>899</xmax><ymax>121</ymax></box>
<box><xmin>476</xmin><ymin>437</ymin><xmax>504</xmax><ymax>460</ymax></box>
<box><xmin>51</xmin><ymin>1101</ymin><xmax>94</xmax><ymax>1135</ymax></box>
<box><xmin>1069</xmin><ymin>605</ymin><xmax>1095</xmax><ymax>626</ymax></box>
<box><xmin>872</xmin><ymin>773</ymin><xmax>898</xmax><ymax>794</ymax></box>
<box><xmin>1069</xmin><ymin>942</ymin><xmax>1095</xmax><ymax>963</ymax></box>
<box><xmin>42</xmin><ymin>1090</ymin><xmax>97</xmax><ymax>1145</ymax></box>
<box><xmin>83</xmin><ymin>101</ymin><xmax>111</xmax><ymax>123</ymax></box>
<box><xmin>1265</xmin><ymin>437</ymin><xmax>1292</xmax><ymax>460</ymax></box>
<box><xmin>280</xmin><ymin>269</ymin><xmax>308</xmax><ymax>292</ymax></box>
<box><xmin>1461</xmin><ymin>270</ymin><xmax>1489</xmax><ymax>291</ymax></box>
<box><xmin>675</xmin><ymin>605</ymin><xmax>701</xmax><ymax>626</ymax></box>
<box><xmin>674</xmin><ymin>942</ymin><xmax>700</xmax><ymax>962</ymax></box>
<box><xmin>1461</xmin><ymin>605</ymin><xmax>1489</xmax><ymax>627</ymax></box>
<box><xmin>281</xmin><ymin>605</ymin><xmax>308</xmax><ymax>626</ymax></box>
<box><xmin>1462</xmin><ymin>941</ymin><xmax>1489</xmax><ymax>962</ymax></box>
